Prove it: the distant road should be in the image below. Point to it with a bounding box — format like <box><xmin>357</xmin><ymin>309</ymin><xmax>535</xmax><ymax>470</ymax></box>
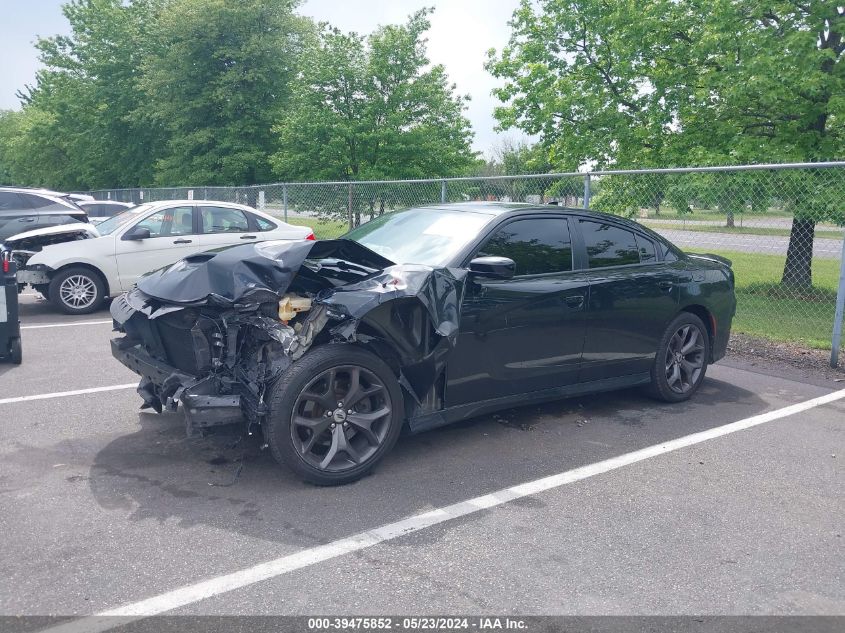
<box><xmin>645</xmin><ymin>216</ymin><xmax>841</xmax><ymax>231</ymax></box>
<box><xmin>652</xmin><ymin>227</ymin><xmax>843</xmax><ymax>259</ymax></box>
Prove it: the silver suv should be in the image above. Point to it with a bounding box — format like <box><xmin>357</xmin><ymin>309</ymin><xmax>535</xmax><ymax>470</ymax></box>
<box><xmin>0</xmin><ymin>187</ymin><xmax>89</xmax><ymax>241</ymax></box>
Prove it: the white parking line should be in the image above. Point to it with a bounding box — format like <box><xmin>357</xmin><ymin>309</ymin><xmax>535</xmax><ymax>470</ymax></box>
<box><xmin>21</xmin><ymin>319</ymin><xmax>112</xmax><ymax>330</ymax></box>
<box><xmin>41</xmin><ymin>387</ymin><xmax>845</xmax><ymax>633</ymax></box>
<box><xmin>0</xmin><ymin>384</ymin><xmax>137</xmax><ymax>405</ymax></box>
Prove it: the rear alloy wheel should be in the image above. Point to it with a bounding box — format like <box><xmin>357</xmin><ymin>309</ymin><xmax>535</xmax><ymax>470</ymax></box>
<box><xmin>646</xmin><ymin>312</ymin><xmax>710</xmax><ymax>403</ymax></box>
<box><xmin>265</xmin><ymin>344</ymin><xmax>404</xmax><ymax>485</ymax></box>
<box><xmin>48</xmin><ymin>267</ymin><xmax>106</xmax><ymax>315</ymax></box>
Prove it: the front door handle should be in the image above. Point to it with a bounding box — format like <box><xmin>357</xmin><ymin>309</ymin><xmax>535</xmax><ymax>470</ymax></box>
<box><xmin>240</xmin><ymin>235</ymin><xmax>257</xmax><ymax>240</ymax></box>
<box><xmin>565</xmin><ymin>295</ymin><xmax>585</xmax><ymax>308</ymax></box>
<box><xmin>173</xmin><ymin>238</ymin><xmax>192</xmax><ymax>244</ymax></box>
<box><xmin>658</xmin><ymin>280</ymin><xmax>674</xmax><ymax>290</ymax></box>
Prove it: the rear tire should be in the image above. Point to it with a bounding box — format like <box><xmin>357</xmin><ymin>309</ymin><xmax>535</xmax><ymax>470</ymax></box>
<box><xmin>265</xmin><ymin>344</ymin><xmax>404</xmax><ymax>485</ymax></box>
<box><xmin>8</xmin><ymin>337</ymin><xmax>22</xmax><ymax>364</ymax></box>
<box><xmin>646</xmin><ymin>312</ymin><xmax>710</xmax><ymax>403</ymax></box>
<box><xmin>48</xmin><ymin>267</ymin><xmax>106</xmax><ymax>315</ymax></box>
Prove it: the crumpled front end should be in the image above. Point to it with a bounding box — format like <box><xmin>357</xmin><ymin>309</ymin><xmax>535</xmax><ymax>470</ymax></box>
<box><xmin>110</xmin><ymin>239</ymin><xmax>466</xmax><ymax>436</ymax></box>
<box><xmin>6</xmin><ymin>225</ymin><xmax>99</xmax><ymax>281</ymax></box>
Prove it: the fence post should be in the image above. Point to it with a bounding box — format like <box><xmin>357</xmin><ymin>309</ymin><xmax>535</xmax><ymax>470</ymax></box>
<box><xmin>441</xmin><ymin>179</ymin><xmax>447</xmax><ymax>203</ymax></box>
<box><xmin>348</xmin><ymin>183</ymin><xmax>354</xmax><ymax>230</ymax></box>
<box><xmin>282</xmin><ymin>184</ymin><xmax>288</xmax><ymax>223</ymax></box>
<box><xmin>830</xmin><ymin>231</ymin><xmax>845</xmax><ymax>367</ymax></box>
<box><xmin>583</xmin><ymin>174</ymin><xmax>591</xmax><ymax>209</ymax></box>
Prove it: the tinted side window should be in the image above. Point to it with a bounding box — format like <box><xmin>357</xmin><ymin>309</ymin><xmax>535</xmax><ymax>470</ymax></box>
<box><xmin>635</xmin><ymin>234</ymin><xmax>657</xmax><ymax>263</ymax></box>
<box><xmin>18</xmin><ymin>193</ymin><xmax>69</xmax><ymax>211</ymax></box>
<box><xmin>201</xmin><ymin>206</ymin><xmax>250</xmax><ymax>233</ymax></box>
<box><xmin>39</xmin><ymin>214</ymin><xmax>87</xmax><ymax>228</ymax></box>
<box><xmin>477</xmin><ymin>218</ymin><xmax>572</xmax><ymax>276</ymax></box>
<box><xmin>0</xmin><ymin>214</ymin><xmax>38</xmax><ymax>239</ymax></box>
<box><xmin>101</xmin><ymin>203</ymin><xmax>128</xmax><ymax>216</ymax></box>
<box><xmin>580</xmin><ymin>220</ymin><xmax>640</xmax><ymax>268</ymax></box>
<box><xmin>0</xmin><ymin>192</ymin><xmax>25</xmax><ymax>211</ymax></box>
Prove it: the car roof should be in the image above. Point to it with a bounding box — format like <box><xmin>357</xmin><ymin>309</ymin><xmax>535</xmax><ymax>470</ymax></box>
<box><xmin>414</xmin><ymin>201</ymin><xmax>671</xmax><ymax>244</ymax></box>
<box><xmin>142</xmin><ymin>200</ymin><xmax>251</xmax><ymax>207</ymax></box>
<box><xmin>418</xmin><ymin>201</ymin><xmax>644</xmax><ymax>224</ymax></box>
<box><xmin>0</xmin><ymin>186</ymin><xmax>70</xmax><ymax>197</ymax></box>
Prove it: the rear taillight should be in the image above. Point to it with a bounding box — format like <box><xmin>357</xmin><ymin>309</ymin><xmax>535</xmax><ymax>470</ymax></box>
<box><xmin>2</xmin><ymin>260</ymin><xmax>8</xmax><ymax>273</ymax></box>
<box><xmin>305</xmin><ymin>232</ymin><xmax>316</xmax><ymax>241</ymax></box>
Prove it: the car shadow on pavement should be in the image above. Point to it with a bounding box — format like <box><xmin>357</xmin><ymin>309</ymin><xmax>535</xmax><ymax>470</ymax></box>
<box><xmin>85</xmin><ymin>376</ymin><xmax>767</xmax><ymax>549</ymax></box>
<box><xmin>16</xmin><ymin>294</ymin><xmax>112</xmax><ymax>321</ymax></box>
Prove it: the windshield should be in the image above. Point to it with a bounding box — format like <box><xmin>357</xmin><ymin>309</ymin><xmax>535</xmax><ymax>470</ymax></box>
<box><xmin>95</xmin><ymin>203</ymin><xmax>151</xmax><ymax>235</ymax></box>
<box><xmin>343</xmin><ymin>208</ymin><xmax>493</xmax><ymax>267</ymax></box>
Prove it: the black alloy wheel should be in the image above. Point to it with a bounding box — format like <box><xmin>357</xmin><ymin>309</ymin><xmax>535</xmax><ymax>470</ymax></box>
<box><xmin>664</xmin><ymin>324</ymin><xmax>705</xmax><ymax>395</ymax></box>
<box><xmin>265</xmin><ymin>344</ymin><xmax>404</xmax><ymax>485</ymax></box>
<box><xmin>291</xmin><ymin>365</ymin><xmax>392</xmax><ymax>472</ymax></box>
<box><xmin>647</xmin><ymin>312</ymin><xmax>710</xmax><ymax>402</ymax></box>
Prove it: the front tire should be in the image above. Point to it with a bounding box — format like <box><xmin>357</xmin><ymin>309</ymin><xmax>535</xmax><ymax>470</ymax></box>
<box><xmin>646</xmin><ymin>312</ymin><xmax>710</xmax><ymax>403</ymax></box>
<box><xmin>265</xmin><ymin>344</ymin><xmax>404</xmax><ymax>485</ymax></box>
<box><xmin>48</xmin><ymin>267</ymin><xmax>106</xmax><ymax>315</ymax></box>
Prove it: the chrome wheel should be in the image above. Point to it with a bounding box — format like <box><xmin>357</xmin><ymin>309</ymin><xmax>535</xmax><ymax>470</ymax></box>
<box><xmin>665</xmin><ymin>324</ymin><xmax>705</xmax><ymax>394</ymax></box>
<box><xmin>59</xmin><ymin>274</ymin><xmax>98</xmax><ymax>309</ymax></box>
<box><xmin>291</xmin><ymin>365</ymin><xmax>392</xmax><ymax>473</ymax></box>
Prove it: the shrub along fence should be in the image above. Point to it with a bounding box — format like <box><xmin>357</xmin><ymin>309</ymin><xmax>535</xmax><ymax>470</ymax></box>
<box><xmin>90</xmin><ymin>162</ymin><xmax>845</xmax><ymax>365</ymax></box>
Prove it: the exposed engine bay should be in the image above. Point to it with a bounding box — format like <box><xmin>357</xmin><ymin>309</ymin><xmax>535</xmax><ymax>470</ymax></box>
<box><xmin>5</xmin><ymin>225</ymin><xmax>97</xmax><ymax>271</ymax></box>
<box><xmin>110</xmin><ymin>239</ymin><xmax>467</xmax><ymax>437</ymax></box>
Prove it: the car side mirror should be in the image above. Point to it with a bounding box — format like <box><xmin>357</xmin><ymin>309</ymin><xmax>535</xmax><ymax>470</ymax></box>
<box><xmin>469</xmin><ymin>256</ymin><xmax>515</xmax><ymax>280</ymax></box>
<box><xmin>124</xmin><ymin>226</ymin><xmax>151</xmax><ymax>241</ymax></box>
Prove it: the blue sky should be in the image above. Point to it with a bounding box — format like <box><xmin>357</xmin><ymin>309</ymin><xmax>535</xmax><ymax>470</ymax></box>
<box><xmin>0</xmin><ymin>0</ymin><xmax>526</xmax><ymax>155</ymax></box>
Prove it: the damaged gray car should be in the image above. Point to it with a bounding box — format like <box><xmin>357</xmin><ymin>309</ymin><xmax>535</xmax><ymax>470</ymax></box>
<box><xmin>111</xmin><ymin>203</ymin><xmax>735</xmax><ymax>485</ymax></box>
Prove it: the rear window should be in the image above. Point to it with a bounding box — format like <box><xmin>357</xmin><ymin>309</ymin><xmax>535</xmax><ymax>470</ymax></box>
<box><xmin>580</xmin><ymin>220</ymin><xmax>640</xmax><ymax>268</ymax></box>
<box><xmin>252</xmin><ymin>214</ymin><xmax>277</xmax><ymax>231</ymax></box>
<box><xmin>201</xmin><ymin>206</ymin><xmax>250</xmax><ymax>233</ymax></box>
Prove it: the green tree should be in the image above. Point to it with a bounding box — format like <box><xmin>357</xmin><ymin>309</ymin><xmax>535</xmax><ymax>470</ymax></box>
<box><xmin>0</xmin><ymin>110</ymin><xmax>24</xmax><ymax>185</ymax></box>
<box><xmin>272</xmin><ymin>9</ymin><xmax>476</xmax><ymax>189</ymax></box>
<box><xmin>142</xmin><ymin>0</ymin><xmax>310</xmax><ymax>186</ymax></box>
<box><xmin>475</xmin><ymin>139</ymin><xmax>556</xmax><ymax>202</ymax></box>
<box><xmin>487</xmin><ymin>0</ymin><xmax>845</xmax><ymax>288</ymax></box>
<box><xmin>17</xmin><ymin>0</ymin><xmax>166</xmax><ymax>189</ymax></box>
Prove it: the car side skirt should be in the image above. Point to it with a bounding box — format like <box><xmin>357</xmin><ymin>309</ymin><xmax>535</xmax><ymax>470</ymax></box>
<box><xmin>409</xmin><ymin>372</ymin><xmax>652</xmax><ymax>434</ymax></box>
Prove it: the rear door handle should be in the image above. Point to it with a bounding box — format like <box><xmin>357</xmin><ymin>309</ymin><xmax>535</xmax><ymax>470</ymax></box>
<box><xmin>173</xmin><ymin>239</ymin><xmax>192</xmax><ymax>244</ymax></box>
<box><xmin>240</xmin><ymin>235</ymin><xmax>257</xmax><ymax>240</ymax></box>
<box><xmin>565</xmin><ymin>295</ymin><xmax>585</xmax><ymax>308</ymax></box>
<box><xmin>658</xmin><ymin>281</ymin><xmax>674</xmax><ymax>290</ymax></box>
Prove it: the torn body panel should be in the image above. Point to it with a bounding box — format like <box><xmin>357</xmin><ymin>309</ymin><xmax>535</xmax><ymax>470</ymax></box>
<box><xmin>110</xmin><ymin>239</ymin><xmax>466</xmax><ymax>436</ymax></box>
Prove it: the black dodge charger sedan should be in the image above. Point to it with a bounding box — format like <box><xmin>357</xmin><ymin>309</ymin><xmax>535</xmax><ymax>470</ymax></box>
<box><xmin>110</xmin><ymin>203</ymin><xmax>735</xmax><ymax>485</ymax></box>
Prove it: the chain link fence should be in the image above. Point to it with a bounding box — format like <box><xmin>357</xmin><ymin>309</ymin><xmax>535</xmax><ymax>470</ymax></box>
<box><xmin>89</xmin><ymin>162</ymin><xmax>845</xmax><ymax>362</ymax></box>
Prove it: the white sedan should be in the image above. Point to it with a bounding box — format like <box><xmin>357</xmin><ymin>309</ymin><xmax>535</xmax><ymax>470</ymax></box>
<box><xmin>10</xmin><ymin>200</ymin><xmax>314</xmax><ymax>314</ymax></box>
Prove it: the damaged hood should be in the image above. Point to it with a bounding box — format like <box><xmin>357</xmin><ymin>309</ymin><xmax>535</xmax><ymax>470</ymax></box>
<box><xmin>6</xmin><ymin>223</ymin><xmax>100</xmax><ymax>249</ymax></box>
<box><xmin>136</xmin><ymin>239</ymin><xmax>396</xmax><ymax>306</ymax></box>
<box><xmin>122</xmin><ymin>238</ymin><xmax>469</xmax><ymax>404</ymax></box>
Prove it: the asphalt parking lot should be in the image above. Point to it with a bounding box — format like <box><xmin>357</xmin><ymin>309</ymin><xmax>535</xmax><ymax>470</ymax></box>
<box><xmin>1</xmin><ymin>293</ymin><xmax>844</xmax><ymax>627</ymax></box>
